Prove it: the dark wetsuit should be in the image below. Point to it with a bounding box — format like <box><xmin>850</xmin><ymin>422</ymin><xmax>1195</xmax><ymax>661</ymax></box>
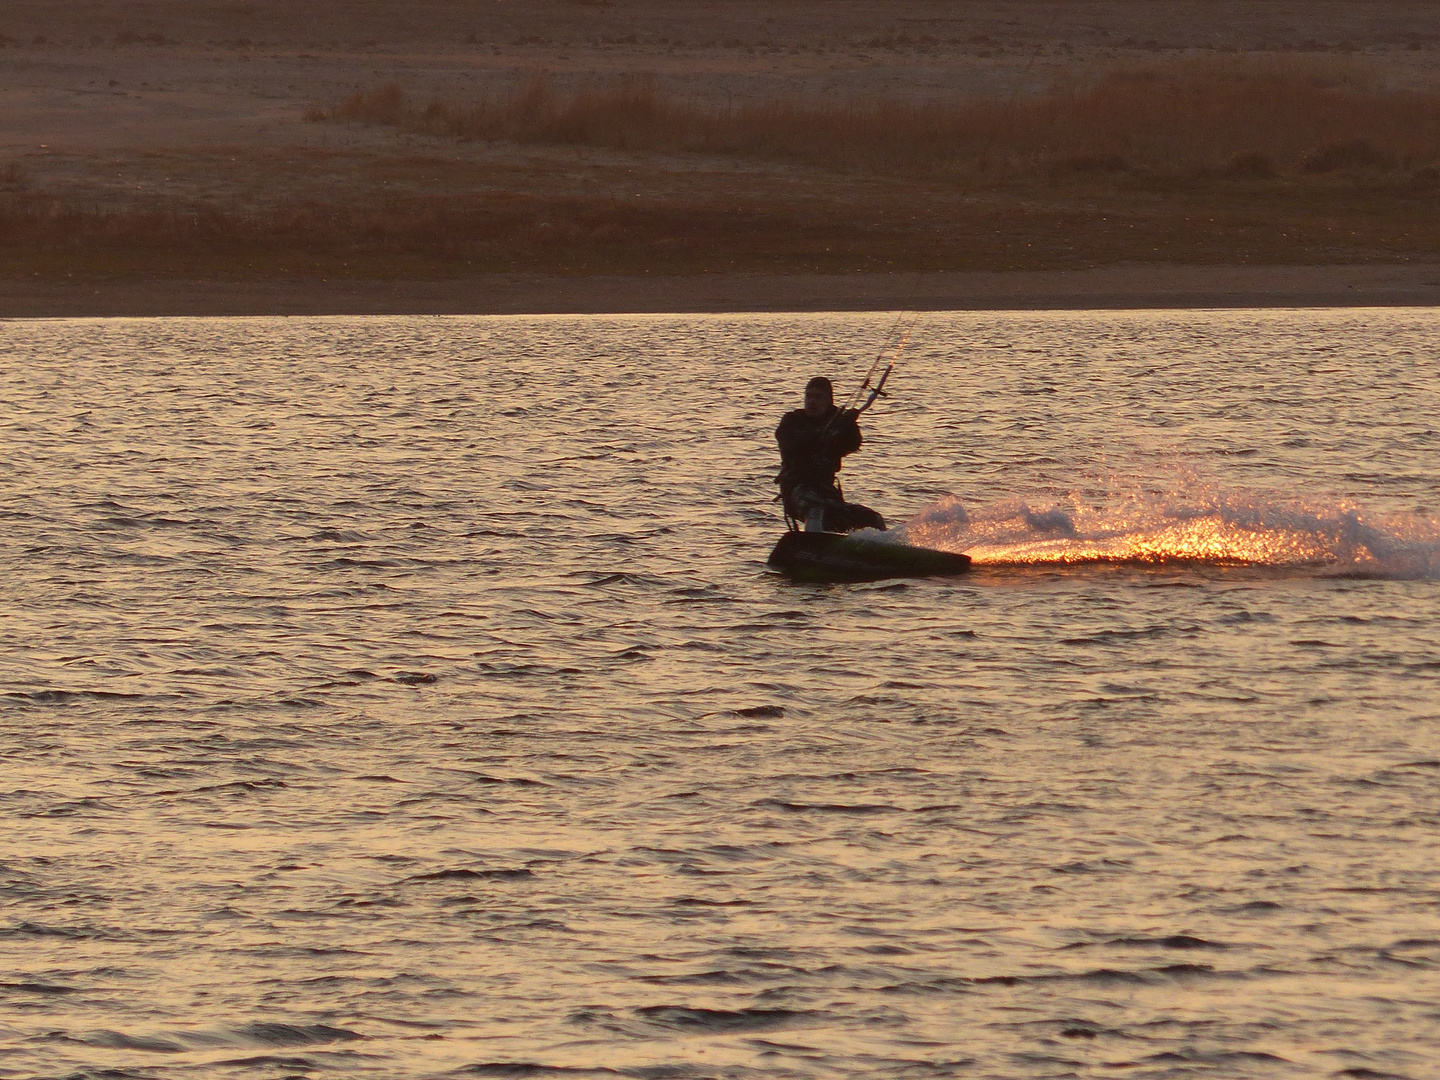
<box><xmin>775</xmin><ymin>408</ymin><xmax>884</xmax><ymax>532</ymax></box>
<box><xmin>776</xmin><ymin>407</ymin><xmax>861</xmax><ymax>497</ymax></box>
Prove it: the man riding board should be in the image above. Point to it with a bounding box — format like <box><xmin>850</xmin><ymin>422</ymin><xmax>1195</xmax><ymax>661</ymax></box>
<box><xmin>775</xmin><ymin>376</ymin><xmax>886</xmax><ymax>533</ymax></box>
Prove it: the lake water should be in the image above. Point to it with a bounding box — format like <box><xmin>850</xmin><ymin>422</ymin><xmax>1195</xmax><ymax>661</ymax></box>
<box><xmin>2</xmin><ymin>308</ymin><xmax>1438</xmax><ymax>1080</ymax></box>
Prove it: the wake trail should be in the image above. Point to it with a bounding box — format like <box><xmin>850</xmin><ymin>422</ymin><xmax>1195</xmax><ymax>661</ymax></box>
<box><xmin>891</xmin><ymin>490</ymin><xmax>1440</xmax><ymax>579</ymax></box>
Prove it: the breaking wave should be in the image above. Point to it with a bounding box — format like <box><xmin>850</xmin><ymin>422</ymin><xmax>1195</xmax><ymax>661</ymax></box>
<box><xmin>893</xmin><ymin>491</ymin><xmax>1440</xmax><ymax>578</ymax></box>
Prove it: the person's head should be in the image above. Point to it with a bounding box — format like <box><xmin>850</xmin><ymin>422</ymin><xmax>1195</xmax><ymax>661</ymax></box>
<box><xmin>803</xmin><ymin>376</ymin><xmax>833</xmax><ymax>418</ymax></box>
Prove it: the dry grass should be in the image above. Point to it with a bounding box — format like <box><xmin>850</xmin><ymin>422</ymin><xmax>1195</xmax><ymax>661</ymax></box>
<box><xmin>5</xmin><ymin>57</ymin><xmax>1440</xmax><ymax>281</ymax></box>
<box><xmin>319</xmin><ymin>58</ymin><xmax>1440</xmax><ymax>181</ymax></box>
<box><xmin>5</xmin><ymin>177</ymin><xmax>1439</xmax><ymax>280</ymax></box>
<box><xmin>0</xmin><ymin>189</ymin><xmax>899</xmax><ymax>276</ymax></box>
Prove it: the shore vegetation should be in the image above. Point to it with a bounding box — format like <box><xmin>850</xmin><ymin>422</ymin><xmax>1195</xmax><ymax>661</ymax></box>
<box><xmin>3</xmin><ymin>57</ymin><xmax>1438</xmax><ymax>279</ymax></box>
<box><xmin>320</xmin><ymin>59</ymin><xmax>1440</xmax><ymax>183</ymax></box>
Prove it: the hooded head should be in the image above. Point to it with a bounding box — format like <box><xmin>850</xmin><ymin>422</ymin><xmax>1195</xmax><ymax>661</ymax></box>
<box><xmin>803</xmin><ymin>376</ymin><xmax>833</xmax><ymax>418</ymax></box>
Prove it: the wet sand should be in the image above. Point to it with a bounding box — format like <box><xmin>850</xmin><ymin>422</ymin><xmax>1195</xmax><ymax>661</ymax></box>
<box><xmin>6</xmin><ymin>264</ymin><xmax>1440</xmax><ymax>318</ymax></box>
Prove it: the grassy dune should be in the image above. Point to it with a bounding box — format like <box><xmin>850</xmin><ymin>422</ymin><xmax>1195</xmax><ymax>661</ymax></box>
<box><xmin>323</xmin><ymin>59</ymin><xmax>1440</xmax><ymax>182</ymax></box>
<box><xmin>3</xmin><ymin>58</ymin><xmax>1438</xmax><ymax>278</ymax></box>
<box><xmin>0</xmin><ymin>191</ymin><xmax>888</xmax><ymax>277</ymax></box>
<box><xmin>5</xmin><ymin>181</ymin><xmax>1436</xmax><ymax>279</ymax></box>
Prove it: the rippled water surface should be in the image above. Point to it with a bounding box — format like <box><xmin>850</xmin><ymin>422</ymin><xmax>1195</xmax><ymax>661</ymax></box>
<box><xmin>2</xmin><ymin>309</ymin><xmax>1439</xmax><ymax>1080</ymax></box>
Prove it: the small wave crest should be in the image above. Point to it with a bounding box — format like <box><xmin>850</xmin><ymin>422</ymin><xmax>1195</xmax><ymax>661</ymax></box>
<box><xmin>893</xmin><ymin>492</ymin><xmax>1440</xmax><ymax>577</ymax></box>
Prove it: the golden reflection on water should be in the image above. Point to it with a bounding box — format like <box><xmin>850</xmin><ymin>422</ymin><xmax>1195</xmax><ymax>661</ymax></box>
<box><xmin>895</xmin><ymin>493</ymin><xmax>1434</xmax><ymax>573</ymax></box>
<box><xmin>964</xmin><ymin>518</ymin><xmax>1344</xmax><ymax>567</ymax></box>
<box><xmin>3</xmin><ymin>310</ymin><xmax>1439</xmax><ymax>1080</ymax></box>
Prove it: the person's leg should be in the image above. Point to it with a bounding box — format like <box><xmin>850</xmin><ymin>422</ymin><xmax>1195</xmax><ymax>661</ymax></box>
<box><xmin>788</xmin><ymin>484</ymin><xmax>833</xmax><ymax>532</ymax></box>
<box><xmin>846</xmin><ymin>503</ymin><xmax>886</xmax><ymax>531</ymax></box>
<box><xmin>825</xmin><ymin>501</ymin><xmax>886</xmax><ymax>533</ymax></box>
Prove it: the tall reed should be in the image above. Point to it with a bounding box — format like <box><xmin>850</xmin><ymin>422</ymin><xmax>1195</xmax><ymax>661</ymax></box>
<box><xmin>322</xmin><ymin>58</ymin><xmax>1440</xmax><ymax>179</ymax></box>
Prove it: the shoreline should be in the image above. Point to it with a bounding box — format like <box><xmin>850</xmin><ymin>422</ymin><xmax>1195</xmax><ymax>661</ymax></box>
<box><xmin>5</xmin><ymin>264</ymin><xmax>1440</xmax><ymax>318</ymax></box>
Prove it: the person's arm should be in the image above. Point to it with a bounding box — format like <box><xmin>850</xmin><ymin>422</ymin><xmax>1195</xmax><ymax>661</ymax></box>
<box><xmin>830</xmin><ymin>411</ymin><xmax>862</xmax><ymax>457</ymax></box>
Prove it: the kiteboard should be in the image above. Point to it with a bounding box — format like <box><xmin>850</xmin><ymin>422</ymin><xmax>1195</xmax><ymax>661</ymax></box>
<box><xmin>767</xmin><ymin>530</ymin><xmax>972</xmax><ymax>583</ymax></box>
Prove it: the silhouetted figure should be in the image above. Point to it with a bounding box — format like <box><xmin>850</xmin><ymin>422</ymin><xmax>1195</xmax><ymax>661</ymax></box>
<box><xmin>775</xmin><ymin>376</ymin><xmax>885</xmax><ymax>533</ymax></box>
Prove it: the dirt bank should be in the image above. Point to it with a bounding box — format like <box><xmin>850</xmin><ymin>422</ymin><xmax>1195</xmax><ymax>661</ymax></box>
<box><xmin>5</xmin><ymin>264</ymin><xmax>1438</xmax><ymax>318</ymax></box>
<box><xmin>3</xmin><ymin>1</ymin><xmax>1437</xmax><ymax>299</ymax></box>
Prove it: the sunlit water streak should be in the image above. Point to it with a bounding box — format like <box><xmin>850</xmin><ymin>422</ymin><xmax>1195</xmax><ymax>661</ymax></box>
<box><xmin>1</xmin><ymin>309</ymin><xmax>1438</xmax><ymax>1080</ymax></box>
<box><xmin>895</xmin><ymin>491</ymin><xmax>1440</xmax><ymax>573</ymax></box>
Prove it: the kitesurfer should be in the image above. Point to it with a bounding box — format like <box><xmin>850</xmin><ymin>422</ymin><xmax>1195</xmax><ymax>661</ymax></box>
<box><xmin>776</xmin><ymin>376</ymin><xmax>886</xmax><ymax>533</ymax></box>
